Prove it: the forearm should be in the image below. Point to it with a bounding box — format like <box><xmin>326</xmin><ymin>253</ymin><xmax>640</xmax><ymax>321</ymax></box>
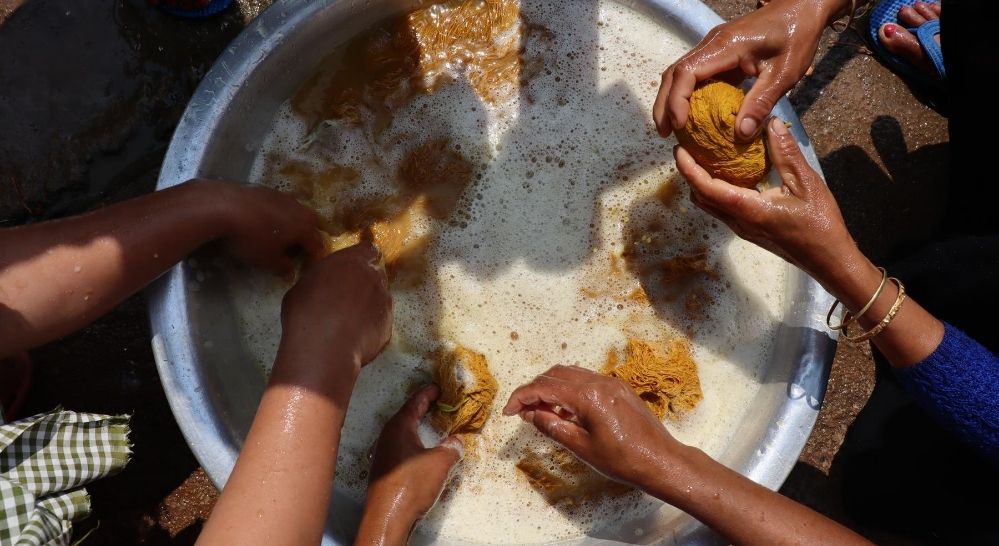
<box><xmin>644</xmin><ymin>445</ymin><xmax>871</xmax><ymax>546</ymax></box>
<box><xmin>815</xmin><ymin>246</ymin><xmax>944</xmax><ymax>368</ymax></box>
<box><xmin>895</xmin><ymin>324</ymin><xmax>999</xmax><ymax>463</ymax></box>
<box><xmin>198</xmin><ymin>345</ymin><xmax>358</xmax><ymax>546</ymax></box>
<box><xmin>768</xmin><ymin>0</ymin><xmax>854</xmax><ymax>25</ymax></box>
<box><xmin>354</xmin><ymin>490</ymin><xmax>420</xmax><ymax>546</ymax></box>
<box><xmin>0</xmin><ymin>181</ymin><xmax>233</xmax><ymax>356</ymax></box>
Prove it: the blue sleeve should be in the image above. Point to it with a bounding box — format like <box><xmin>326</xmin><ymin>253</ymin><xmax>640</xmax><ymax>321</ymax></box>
<box><xmin>895</xmin><ymin>322</ymin><xmax>999</xmax><ymax>464</ymax></box>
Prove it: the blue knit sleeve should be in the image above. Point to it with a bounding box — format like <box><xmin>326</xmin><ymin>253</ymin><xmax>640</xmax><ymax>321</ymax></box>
<box><xmin>895</xmin><ymin>323</ymin><xmax>999</xmax><ymax>464</ymax></box>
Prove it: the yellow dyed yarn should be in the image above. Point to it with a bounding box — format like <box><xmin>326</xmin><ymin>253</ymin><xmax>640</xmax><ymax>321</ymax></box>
<box><xmin>431</xmin><ymin>346</ymin><xmax>499</xmax><ymax>435</ymax></box>
<box><xmin>674</xmin><ymin>81</ymin><xmax>769</xmax><ymax>188</ymax></box>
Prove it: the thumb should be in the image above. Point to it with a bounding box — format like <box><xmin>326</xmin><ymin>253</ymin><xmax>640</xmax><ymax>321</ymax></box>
<box><xmin>384</xmin><ymin>384</ymin><xmax>439</xmax><ymax>446</ymax></box>
<box><xmin>736</xmin><ymin>70</ymin><xmax>791</xmax><ymax>141</ymax></box>
<box><xmin>432</xmin><ymin>435</ymin><xmax>465</xmax><ymax>466</ymax></box>
<box><xmin>765</xmin><ymin>117</ymin><xmax>813</xmax><ymax>196</ymax></box>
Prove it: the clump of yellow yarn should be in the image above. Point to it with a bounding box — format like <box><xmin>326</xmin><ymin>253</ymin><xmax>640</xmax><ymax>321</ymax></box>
<box><xmin>674</xmin><ymin>81</ymin><xmax>769</xmax><ymax>188</ymax></box>
<box><xmin>431</xmin><ymin>345</ymin><xmax>499</xmax><ymax>435</ymax></box>
<box><xmin>603</xmin><ymin>338</ymin><xmax>703</xmax><ymax>421</ymax></box>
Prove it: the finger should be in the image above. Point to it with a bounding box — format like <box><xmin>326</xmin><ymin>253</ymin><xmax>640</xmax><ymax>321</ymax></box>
<box><xmin>735</xmin><ymin>66</ymin><xmax>793</xmax><ymax>142</ymax></box>
<box><xmin>675</xmin><ymin>146</ymin><xmax>768</xmax><ymax>218</ymax></box>
<box><xmin>301</xmin><ymin>229</ymin><xmax>327</xmax><ymax>264</ymax></box>
<box><xmin>912</xmin><ymin>2</ymin><xmax>938</xmax><ymax>20</ymax></box>
<box><xmin>765</xmin><ymin>117</ymin><xmax>814</xmax><ymax>196</ymax></box>
<box><xmin>274</xmin><ymin>255</ymin><xmax>296</xmax><ymax>282</ymax></box>
<box><xmin>336</xmin><ymin>240</ymin><xmax>382</xmax><ymax>264</ymax></box>
<box><xmin>524</xmin><ymin>408</ymin><xmax>590</xmax><ymax>453</ymax></box>
<box><xmin>653</xmin><ymin>67</ymin><xmax>675</xmax><ymax>137</ymax></box>
<box><xmin>666</xmin><ymin>42</ymin><xmax>740</xmax><ymax>131</ymax></box>
<box><xmin>689</xmin><ymin>188</ymin><xmax>731</xmax><ymax>220</ymax></box>
<box><xmin>502</xmin><ymin>375</ymin><xmax>579</xmax><ymax>416</ymax></box>
<box><xmin>674</xmin><ymin>144</ymin><xmax>713</xmax><ymax>184</ymax></box>
<box><xmin>398</xmin><ymin>384</ymin><xmax>440</xmax><ymax>425</ymax></box>
<box><xmin>898</xmin><ymin>5</ymin><xmax>927</xmax><ymax>26</ymax></box>
<box><xmin>540</xmin><ymin>364</ymin><xmax>601</xmax><ymax>382</ymax></box>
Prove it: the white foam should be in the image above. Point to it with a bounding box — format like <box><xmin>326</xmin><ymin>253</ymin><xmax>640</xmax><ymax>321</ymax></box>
<box><xmin>233</xmin><ymin>1</ymin><xmax>790</xmax><ymax>544</ymax></box>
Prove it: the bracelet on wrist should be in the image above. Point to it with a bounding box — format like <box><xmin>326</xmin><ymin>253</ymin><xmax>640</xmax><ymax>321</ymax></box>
<box><xmin>829</xmin><ymin>0</ymin><xmax>868</xmax><ymax>32</ymax></box>
<box><xmin>826</xmin><ymin>266</ymin><xmax>887</xmax><ymax>331</ymax></box>
<box><xmin>842</xmin><ymin>277</ymin><xmax>906</xmax><ymax>344</ymax></box>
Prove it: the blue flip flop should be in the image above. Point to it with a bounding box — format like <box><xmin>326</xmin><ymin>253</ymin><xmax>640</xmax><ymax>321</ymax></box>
<box><xmin>868</xmin><ymin>0</ymin><xmax>946</xmax><ymax>93</ymax></box>
<box><xmin>157</xmin><ymin>0</ymin><xmax>234</xmax><ymax>19</ymax></box>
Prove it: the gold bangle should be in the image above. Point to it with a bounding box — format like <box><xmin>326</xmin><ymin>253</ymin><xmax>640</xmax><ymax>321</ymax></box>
<box><xmin>830</xmin><ymin>0</ymin><xmax>859</xmax><ymax>32</ymax></box>
<box><xmin>826</xmin><ymin>267</ymin><xmax>887</xmax><ymax>331</ymax></box>
<box><xmin>842</xmin><ymin>278</ymin><xmax>907</xmax><ymax>344</ymax></box>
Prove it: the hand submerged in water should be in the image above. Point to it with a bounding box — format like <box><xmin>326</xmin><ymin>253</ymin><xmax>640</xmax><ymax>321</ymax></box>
<box><xmin>279</xmin><ymin>242</ymin><xmax>393</xmax><ymax>382</ymax></box>
<box><xmin>503</xmin><ymin>365</ymin><xmax>687</xmax><ymax>489</ymax></box>
<box><xmin>204</xmin><ymin>179</ymin><xmax>327</xmax><ymax>277</ymax></box>
<box><xmin>355</xmin><ymin>385</ymin><xmax>463</xmax><ymax>546</ymax></box>
<box><xmin>504</xmin><ymin>366</ymin><xmax>874</xmax><ymax>546</ymax></box>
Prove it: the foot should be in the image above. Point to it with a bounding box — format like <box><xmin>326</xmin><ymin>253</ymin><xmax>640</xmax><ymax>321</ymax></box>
<box><xmin>878</xmin><ymin>1</ymin><xmax>942</xmax><ymax>78</ymax></box>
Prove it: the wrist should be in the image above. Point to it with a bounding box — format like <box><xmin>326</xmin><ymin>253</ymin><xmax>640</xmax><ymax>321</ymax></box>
<box><xmin>187</xmin><ymin>179</ymin><xmax>254</xmax><ymax>239</ymax></box>
<box><xmin>357</xmin><ymin>487</ymin><xmax>421</xmax><ymax>546</ymax></box>
<box><xmin>166</xmin><ymin>178</ymin><xmax>231</xmax><ymax>238</ymax></box>
<box><xmin>271</xmin><ymin>336</ymin><xmax>361</xmax><ymax>402</ymax></box>
<box><xmin>807</xmin><ymin>0</ymin><xmax>853</xmax><ymax>25</ymax></box>
<box><xmin>367</xmin><ymin>484</ymin><xmax>423</xmax><ymax>520</ymax></box>
<box><xmin>814</xmin><ymin>249</ymin><xmax>884</xmax><ymax>314</ymax></box>
<box><xmin>777</xmin><ymin>0</ymin><xmax>850</xmax><ymax>27</ymax></box>
<box><xmin>631</xmin><ymin>436</ymin><xmax>700</xmax><ymax>499</ymax></box>
<box><xmin>799</xmin><ymin>236</ymin><xmax>870</xmax><ymax>298</ymax></box>
<box><xmin>641</xmin><ymin>443</ymin><xmax>722</xmax><ymax>509</ymax></box>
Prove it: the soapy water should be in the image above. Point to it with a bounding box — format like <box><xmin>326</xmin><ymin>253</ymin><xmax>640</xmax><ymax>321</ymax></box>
<box><xmin>228</xmin><ymin>0</ymin><xmax>790</xmax><ymax>543</ymax></box>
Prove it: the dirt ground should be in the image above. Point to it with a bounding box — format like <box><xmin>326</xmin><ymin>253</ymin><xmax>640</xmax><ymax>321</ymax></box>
<box><xmin>1</xmin><ymin>0</ymin><xmax>994</xmax><ymax>544</ymax></box>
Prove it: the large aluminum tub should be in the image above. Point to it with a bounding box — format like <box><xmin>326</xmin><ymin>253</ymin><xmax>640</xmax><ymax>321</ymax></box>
<box><xmin>150</xmin><ymin>0</ymin><xmax>836</xmax><ymax>544</ymax></box>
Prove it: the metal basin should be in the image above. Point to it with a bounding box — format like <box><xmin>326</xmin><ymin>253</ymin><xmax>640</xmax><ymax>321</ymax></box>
<box><xmin>150</xmin><ymin>0</ymin><xmax>836</xmax><ymax>544</ymax></box>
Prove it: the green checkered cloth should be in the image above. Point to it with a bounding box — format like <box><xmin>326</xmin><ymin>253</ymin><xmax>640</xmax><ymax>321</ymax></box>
<box><xmin>0</xmin><ymin>410</ymin><xmax>131</xmax><ymax>546</ymax></box>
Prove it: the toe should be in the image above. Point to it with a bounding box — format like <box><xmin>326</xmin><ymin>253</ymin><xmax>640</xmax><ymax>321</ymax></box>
<box><xmin>879</xmin><ymin>23</ymin><xmax>935</xmax><ymax>73</ymax></box>
<box><xmin>898</xmin><ymin>5</ymin><xmax>928</xmax><ymax>26</ymax></box>
<box><xmin>926</xmin><ymin>2</ymin><xmax>941</xmax><ymax>16</ymax></box>
<box><xmin>913</xmin><ymin>2</ymin><xmax>939</xmax><ymax>21</ymax></box>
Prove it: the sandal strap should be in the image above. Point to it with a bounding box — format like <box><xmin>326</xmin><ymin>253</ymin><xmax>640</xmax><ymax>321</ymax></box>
<box><xmin>914</xmin><ymin>19</ymin><xmax>946</xmax><ymax>79</ymax></box>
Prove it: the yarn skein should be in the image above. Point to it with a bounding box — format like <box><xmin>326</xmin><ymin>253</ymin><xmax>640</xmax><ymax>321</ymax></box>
<box><xmin>674</xmin><ymin>80</ymin><xmax>769</xmax><ymax>188</ymax></box>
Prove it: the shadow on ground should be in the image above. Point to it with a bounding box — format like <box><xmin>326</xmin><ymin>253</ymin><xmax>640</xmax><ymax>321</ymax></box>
<box><xmin>1</xmin><ymin>0</ymin><xmax>243</xmax><ymax>541</ymax></box>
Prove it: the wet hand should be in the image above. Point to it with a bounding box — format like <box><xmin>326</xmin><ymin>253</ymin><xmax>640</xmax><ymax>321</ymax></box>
<box><xmin>503</xmin><ymin>365</ymin><xmax>686</xmax><ymax>489</ymax></box>
<box><xmin>360</xmin><ymin>385</ymin><xmax>463</xmax><ymax>542</ymax></box>
<box><xmin>280</xmin><ymin>242</ymin><xmax>393</xmax><ymax>376</ymax></box>
<box><xmin>206</xmin><ymin>179</ymin><xmax>325</xmax><ymax>278</ymax></box>
<box><xmin>653</xmin><ymin>0</ymin><xmax>831</xmax><ymax>141</ymax></box>
<box><xmin>675</xmin><ymin>117</ymin><xmax>860</xmax><ymax>287</ymax></box>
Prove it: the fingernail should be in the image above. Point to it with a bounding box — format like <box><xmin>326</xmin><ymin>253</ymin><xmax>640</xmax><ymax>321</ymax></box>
<box><xmin>739</xmin><ymin>117</ymin><xmax>759</xmax><ymax>139</ymax></box>
<box><xmin>770</xmin><ymin>117</ymin><xmax>788</xmax><ymax>135</ymax></box>
<box><xmin>521</xmin><ymin>410</ymin><xmax>535</xmax><ymax>423</ymax></box>
<box><xmin>883</xmin><ymin>23</ymin><xmax>896</xmax><ymax>38</ymax></box>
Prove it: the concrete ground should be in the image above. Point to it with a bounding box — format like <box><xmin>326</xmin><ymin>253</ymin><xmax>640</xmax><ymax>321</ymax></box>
<box><xmin>1</xmin><ymin>0</ymin><xmax>993</xmax><ymax>544</ymax></box>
